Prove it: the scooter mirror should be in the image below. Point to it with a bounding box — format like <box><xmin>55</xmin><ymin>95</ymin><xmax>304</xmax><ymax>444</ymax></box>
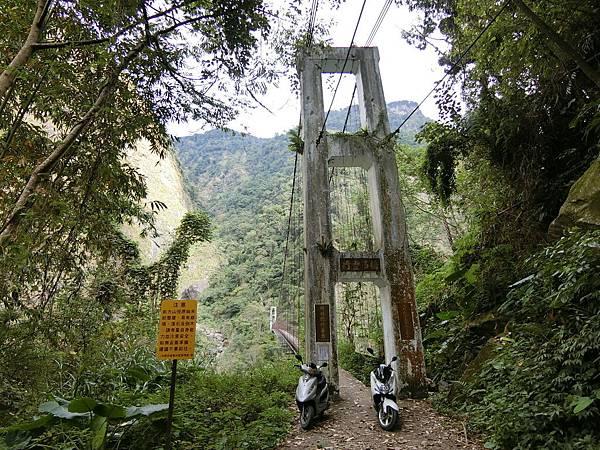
<box><xmin>367</xmin><ymin>347</ymin><xmax>375</xmax><ymax>355</ymax></box>
<box><xmin>294</xmin><ymin>354</ymin><xmax>303</xmax><ymax>362</ymax></box>
<box><xmin>391</xmin><ymin>356</ymin><xmax>398</xmax><ymax>362</ymax></box>
<box><xmin>320</xmin><ymin>362</ymin><xmax>328</xmax><ymax>368</ymax></box>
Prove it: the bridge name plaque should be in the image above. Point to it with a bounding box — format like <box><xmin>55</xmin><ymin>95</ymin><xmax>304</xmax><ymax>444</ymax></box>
<box><xmin>339</xmin><ymin>257</ymin><xmax>380</xmax><ymax>272</ymax></box>
<box><xmin>315</xmin><ymin>304</ymin><xmax>331</xmax><ymax>342</ymax></box>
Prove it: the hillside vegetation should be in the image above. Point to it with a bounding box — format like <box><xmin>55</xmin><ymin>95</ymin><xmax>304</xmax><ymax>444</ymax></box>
<box><xmin>397</xmin><ymin>0</ymin><xmax>600</xmax><ymax>448</ymax></box>
<box><xmin>0</xmin><ymin>1</ymin><xmax>303</xmax><ymax>448</ymax></box>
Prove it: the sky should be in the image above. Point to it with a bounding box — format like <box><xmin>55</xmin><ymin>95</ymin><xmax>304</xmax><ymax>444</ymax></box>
<box><xmin>168</xmin><ymin>0</ymin><xmax>445</xmax><ymax>138</ymax></box>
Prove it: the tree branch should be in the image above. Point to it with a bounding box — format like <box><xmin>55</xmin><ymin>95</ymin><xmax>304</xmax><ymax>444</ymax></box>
<box><xmin>31</xmin><ymin>37</ymin><xmax>111</xmax><ymax>50</ymax></box>
<box><xmin>0</xmin><ymin>11</ymin><xmax>214</xmax><ymax>246</ymax></box>
<box><xmin>1</xmin><ymin>68</ymin><xmax>49</xmax><ymax>159</ymax></box>
<box><xmin>26</xmin><ymin>0</ymin><xmax>199</xmax><ymax>52</ymax></box>
<box><xmin>0</xmin><ymin>0</ymin><xmax>47</xmax><ymax>102</ymax></box>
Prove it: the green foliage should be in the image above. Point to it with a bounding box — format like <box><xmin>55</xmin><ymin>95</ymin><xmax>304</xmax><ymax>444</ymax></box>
<box><xmin>395</xmin><ymin>143</ymin><xmax>459</xmax><ymax>254</ymax></box>
<box><xmin>337</xmin><ymin>340</ymin><xmax>381</xmax><ymax>385</ymax></box>
<box><xmin>406</xmin><ymin>0</ymin><xmax>599</xmax><ymax>229</ymax></box>
<box><xmin>416</xmin><ymin>230</ymin><xmax>519</xmax><ymax>381</ymax></box>
<box><xmin>417</xmin><ymin>122</ymin><xmax>469</xmax><ymax>206</ymax></box>
<box><xmin>0</xmin><ymin>210</ymin><xmax>210</xmax><ymax>427</ymax></box>
<box><xmin>441</xmin><ymin>231</ymin><xmax>600</xmax><ymax>449</ymax></box>
<box><xmin>0</xmin><ymin>0</ymin><xmax>279</xmax><ymax>433</ymax></box>
<box><xmin>1</xmin><ymin>397</ymin><xmax>167</xmax><ymax>450</ymax></box>
<box><xmin>409</xmin><ymin>242</ymin><xmax>445</xmax><ymax>283</ymax></box>
<box><xmin>1</xmin><ymin>359</ymin><xmax>297</xmax><ymax>450</ymax></box>
<box><xmin>287</xmin><ymin>127</ymin><xmax>304</xmax><ymax>154</ymax></box>
<box><xmin>401</xmin><ymin>3</ymin><xmax>600</xmax><ymax>446</ymax></box>
<box><xmin>121</xmin><ymin>360</ymin><xmax>297</xmax><ymax>450</ymax></box>
<box><xmin>129</xmin><ymin>211</ymin><xmax>212</xmax><ymax>301</ymax></box>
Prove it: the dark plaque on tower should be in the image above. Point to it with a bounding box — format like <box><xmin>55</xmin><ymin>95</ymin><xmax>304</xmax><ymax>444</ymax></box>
<box><xmin>339</xmin><ymin>257</ymin><xmax>380</xmax><ymax>272</ymax></box>
<box><xmin>315</xmin><ymin>304</ymin><xmax>330</xmax><ymax>342</ymax></box>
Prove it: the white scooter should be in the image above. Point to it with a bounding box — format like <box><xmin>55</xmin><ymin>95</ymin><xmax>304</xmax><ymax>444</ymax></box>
<box><xmin>367</xmin><ymin>347</ymin><xmax>400</xmax><ymax>431</ymax></box>
<box><xmin>294</xmin><ymin>354</ymin><xmax>329</xmax><ymax>430</ymax></box>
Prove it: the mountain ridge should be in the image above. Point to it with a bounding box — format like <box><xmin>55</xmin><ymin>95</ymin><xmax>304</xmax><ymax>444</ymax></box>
<box><xmin>175</xmin><ymin>100</ymin><xmax>430</xmax><ymax>217</ymax></box>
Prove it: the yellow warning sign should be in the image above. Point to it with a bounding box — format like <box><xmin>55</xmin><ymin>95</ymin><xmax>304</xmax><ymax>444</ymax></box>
<box><xmin>157</xmin><ymin>300</ymin><xmax>197</xmax><ymax>360</ymax></box>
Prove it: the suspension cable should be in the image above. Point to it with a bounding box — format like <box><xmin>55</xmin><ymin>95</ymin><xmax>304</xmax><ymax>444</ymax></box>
<box><xmin>365</xmin><ymin>0</ymin><xmax>393</xmax><ymax>46</ymax></box>
<box><xmin>389</xmin><ymin>0</ymin><xmax>511</xmax><ymax>138</ymax></box>
<box><xmin>316</xmin><ymin>0</ymin><xmax>368</xmax><ymax>147</ymax></box>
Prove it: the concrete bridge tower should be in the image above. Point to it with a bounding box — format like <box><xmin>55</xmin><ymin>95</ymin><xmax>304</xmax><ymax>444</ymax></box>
<box><xmin>298</xmin><ymin>47</ymin><xmax>426</xmax><ymax>396</ymax></box>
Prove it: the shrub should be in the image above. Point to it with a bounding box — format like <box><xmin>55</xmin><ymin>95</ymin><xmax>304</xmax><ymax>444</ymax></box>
<box><xmin>441</xmin><ymin>230</ymin><xmax>600</xmax><ymax>449</ymax></box>
<box><xmin>337</xmin><ymin>340</ymin><xmax>381</xmax><ymax>385</ymax></box>
<box><xmin>1</xmin><ymin>358</ymin><xmax>298</xmax><ymax>449</ymax></box>
<box><xmin>121</xmin><ymin>359</ymin><xmax>298</xmax><ymax>449</ymax></box>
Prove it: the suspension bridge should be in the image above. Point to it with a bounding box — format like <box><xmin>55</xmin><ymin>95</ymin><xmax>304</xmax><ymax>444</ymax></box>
<box><xmin>267</xmin><ymin>0</ymin><xmax>517</xmax><ymax>402</ymax></box>
<box><xmin>271</xmin><ymin>44</ymin><xmax>427</xmax><ymax>397</ymax></box>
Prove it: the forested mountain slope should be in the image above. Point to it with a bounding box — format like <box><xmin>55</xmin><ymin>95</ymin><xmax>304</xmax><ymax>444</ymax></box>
<box><xmin>175</xmin><ymin>100</ymin><xmax>428</xmax><ymax>218</ymax></box>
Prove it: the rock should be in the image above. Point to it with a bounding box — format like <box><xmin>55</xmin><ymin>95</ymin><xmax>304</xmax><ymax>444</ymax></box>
<box><xmin>180</xmin><ymin>281</ymin><xmax>207</xmax><ymax>300</ymax></box>
<box><xmin>549</xmin><ymin>158</ymin><xmax>600</xmax><ymax>238</ymax></box>
<box><xmin>448</xmin><ymin>338</ymin><xmax>500</xmax><ymax>401</ymax></box>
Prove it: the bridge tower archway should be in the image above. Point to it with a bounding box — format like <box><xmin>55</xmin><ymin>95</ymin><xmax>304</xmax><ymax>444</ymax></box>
<box><xmin>298</xmin><ymin>47</ymin><xmax>426</xmax><ymax>396</ymax></box>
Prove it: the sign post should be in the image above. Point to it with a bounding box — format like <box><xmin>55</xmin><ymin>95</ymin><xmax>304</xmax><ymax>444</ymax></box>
<box><xmin>157</xmin><ymin>299</ymin><xmax>198</xmax><ymax>450</ymax></box>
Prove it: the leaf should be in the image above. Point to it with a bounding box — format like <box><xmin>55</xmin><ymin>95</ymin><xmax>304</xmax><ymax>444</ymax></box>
<box><xmin>68</xmin><ymin>397</ymin><xmax>97</xmax><ymax>413</ymax></box>
<box><xmin>491</xmin><ymin>360</ymin><xmax>505</xmax><ymax>370</ymax></box>
<box><xmin>573</xmin><ymin>396</ymin><xmax>593</xmax><ymax>414</ymax></box>
<box><xmin>435</xmin><ymin>310</ymin><xmax>460</xmax><ymax>320</ymax></box>
<box><xmin>1</xmin><ymin>414</ymin><xmax>54</xmax><ymax>432</ymax></box>
<box><xmin>126</xmin><ymin>366</ymin><xmax>151</xmax><ymax>382</ymax></box>
<box><xmin>464</xmin><ymin>263</ymin><xmax>480</xmax><ymax>285</ymax></box>
<box><xmin>39</xmin><ymin>401</ymin><xmax>87</xmax><ymax>420</ymax></box>
<box><xmin>91</xmin><ymin>416</ymin><xmax>108</xmax><ymax>450</ymax></box>
<box><xmin>94</xmin><ymin>403</ymin><xmax>126</xmax><ymax>419</ymax></box>
<box><xmin>125</xmin><ymin>403</ymin><xmax>169</xmax><ymax>418</ymax></box>
<box><xmin>444</xmin><ymin>267</ymin><xmax>467</xmax><ymax>282</ymax></box>
<box><xmin>424</xmin><ymin>329</ymin><xmax>448</xmax><ymax>340</ymax></box>
<box><xmin>508</xmin><ymin>274</ymin><xmax>534</xmax><ymax>288</ymax></box>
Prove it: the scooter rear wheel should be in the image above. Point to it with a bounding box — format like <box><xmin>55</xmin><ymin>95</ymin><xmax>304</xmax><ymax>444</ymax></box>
<box><xmin>377</xmin><ymin>406</ymin><xmax>398</xmax><ymax>431</ymax></box>
<box><xmin>300</xmin><ymin>404</ymin><xmax>314</xmax><ymax>430</ymax></box>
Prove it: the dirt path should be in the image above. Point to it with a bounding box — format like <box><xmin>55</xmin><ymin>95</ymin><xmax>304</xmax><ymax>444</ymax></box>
<box><xmin>279</xmin><ymin>369</ymin><xmax>483</xmax><ymax>450</ymax></box>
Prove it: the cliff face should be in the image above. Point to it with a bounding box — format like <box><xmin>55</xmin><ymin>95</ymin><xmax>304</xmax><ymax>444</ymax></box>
<box><xmin>123</xmin><ymin>138</ymin><xmax>194</xmax><ymax>261</ymax></box>
<box><xmin>123</xmin><ymin>138</ymin><xmax>220</xmax><ymax>297</ymax></box>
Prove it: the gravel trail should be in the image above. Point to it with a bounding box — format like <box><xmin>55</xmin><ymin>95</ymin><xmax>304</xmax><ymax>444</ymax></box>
<box><xmin>279</xmin><ymin>369</ymin><xmax>484</xmax><ymax>450</ymax></box>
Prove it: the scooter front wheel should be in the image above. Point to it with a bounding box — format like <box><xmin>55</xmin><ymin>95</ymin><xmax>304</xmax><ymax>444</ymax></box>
<box><xmin>300</xmin><ymin>404</ymin><xmax>315</xmax><ymax>430</ymax></box>
<box><xmin>377</xmin><ymin>406</ymin><xmax>398</xmax><ymax>431</ymax></box>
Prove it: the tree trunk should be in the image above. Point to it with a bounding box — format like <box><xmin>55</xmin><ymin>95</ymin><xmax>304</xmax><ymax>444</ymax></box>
<box><xmin>0</xmin><ymin>0</ymin><xmax>49</xmax><ymax>103</ymax></box>
<box><xmin>0</xmin><ymin>39</ymin><xmax>146</xmax><ymax>247</ymax></box>
<box><xmin>442</xmin><ymin>214</ymin><xmax>454</xmax><ymax>249</ymax></box>
<box><xmin>512</xmin><ymin>0</ymin><xmax>600</xmax><ymax>89</ymax></box>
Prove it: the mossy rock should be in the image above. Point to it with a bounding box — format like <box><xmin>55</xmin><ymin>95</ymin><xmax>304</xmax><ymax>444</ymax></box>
<box><xmin>448</xmin><ymin>337</ymin><xmax>500</xmax><ymax>401</ymax></box>
<box><xmin>549</xmin><ymin>159</ymin><xmax>600</xmax><ymax>238</ymax></box>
